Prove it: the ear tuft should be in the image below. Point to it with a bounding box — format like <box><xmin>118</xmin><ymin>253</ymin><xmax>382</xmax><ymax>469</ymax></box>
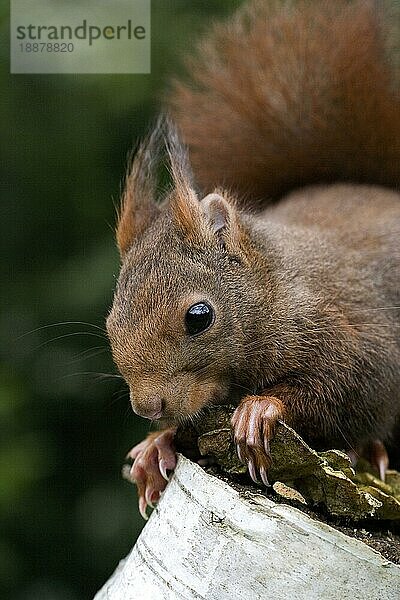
<box><xmin>164</xmin><ymin>117</ymin><xmax>195</xmax><ymax>193</ymax></box>
<box><xmin>116</xmin><ymin>123</ymin><xmax>162</xmax><ymax>256</ymax></box>
<box><xmin>117</xmin><ymin>179</ymin><xmax>160</xmax><ymax>255</ymax></box>
<box><xmin>170</xmin><ymin>187</ymin><xmax>202</xmax><ymax>237</ymax></box>
<box><xmin>165</xmin><ymin>118</ymin><xmax>202</xmax><ymax>237</ymax></box>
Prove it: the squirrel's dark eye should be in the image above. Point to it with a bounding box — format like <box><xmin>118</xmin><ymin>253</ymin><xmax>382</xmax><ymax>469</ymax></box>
<box><xmin>185</xmin><ymin>302</ymin><xmax>214</xmax><ymax>336</ymax></box>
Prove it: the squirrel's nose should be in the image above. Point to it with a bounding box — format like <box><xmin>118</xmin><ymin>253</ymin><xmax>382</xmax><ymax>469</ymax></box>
<box><xmin>131</xmin><ymin>394</ymin><xmax>164</xmax><ymax>420</ymax></box>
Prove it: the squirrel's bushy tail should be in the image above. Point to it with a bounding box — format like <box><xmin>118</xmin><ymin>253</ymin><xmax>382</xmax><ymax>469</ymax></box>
<box><xmin>169</xmin><ymin>0</ymin><xmax>400</xmax><ymax>202</ymax></box>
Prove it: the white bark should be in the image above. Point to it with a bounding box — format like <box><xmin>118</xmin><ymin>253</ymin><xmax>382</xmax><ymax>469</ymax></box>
<box><xmin>95</xmin><ymin>455</ymin><xmax>400</xmax><ymax>600</ymax></box>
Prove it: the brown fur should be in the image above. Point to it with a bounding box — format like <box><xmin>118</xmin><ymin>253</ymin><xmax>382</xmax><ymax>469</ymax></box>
<box><xmin>117</xmin><ymin>126</ymin><xmax>161</xmax><ymax>254</ymax></box>
<box><xmin>169</xmin><ymin>0</ymin><xmax>400</xmax><ymax>202</ymax></box>
<box><xmin>108</xmin><ymin>1</ymin><xmax>400</xmax><ymax>454</ymax></box>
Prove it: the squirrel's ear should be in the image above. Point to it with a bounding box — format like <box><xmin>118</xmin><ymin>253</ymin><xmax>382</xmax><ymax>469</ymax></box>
<box><xmin>200</xmin><ymin>192</ymin><xmax>242</xmax><ymax>246</ymax></box>
<box><xmin>116</xmin><ymin>128</ymin><xmax>161</xmax><ymax>256</ymax></box>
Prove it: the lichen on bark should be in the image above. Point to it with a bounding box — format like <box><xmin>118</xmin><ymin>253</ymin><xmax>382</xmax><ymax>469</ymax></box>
<box><xmin>175</xmin><ymin>405</ymin><xmax>400</xmax><ymax>521</ymax></box>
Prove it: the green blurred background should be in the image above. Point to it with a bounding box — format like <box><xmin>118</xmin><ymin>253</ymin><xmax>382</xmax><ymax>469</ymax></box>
<box><xmin>1</xmin><ymin>1</ymin><xmax>242</xmax><ymax>598</ymax></box>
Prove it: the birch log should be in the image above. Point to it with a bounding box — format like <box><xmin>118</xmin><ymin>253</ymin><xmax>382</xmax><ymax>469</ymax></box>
<box><xmin>95</xmin><ymin>455</ymin><xmax>400</xmax><ymax>600</ymax></box>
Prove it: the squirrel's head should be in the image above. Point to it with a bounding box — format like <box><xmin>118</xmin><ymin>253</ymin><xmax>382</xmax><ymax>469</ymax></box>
<box><xmin>107</xmin><ymin>119</ymin><xmax>270</xmax><ymax>423</ymax></box>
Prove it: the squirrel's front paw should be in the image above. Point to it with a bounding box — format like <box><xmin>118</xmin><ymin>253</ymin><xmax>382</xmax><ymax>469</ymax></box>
<box><xmin>126</xmin><ymin>428</ymin><xmax>177</xmax><ymax>519</ymax></box>
<box><xmin>231</xmin><ymin>395</ymin><xmax>285</xmax><ymax>486</ymax></box>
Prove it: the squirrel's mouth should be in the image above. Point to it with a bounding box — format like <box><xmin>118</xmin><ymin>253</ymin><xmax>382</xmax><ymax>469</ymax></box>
<box><xmin>159</xmin><ymin>387</ymin><xmax>242</xmax><ymax>431</ymax></box>
<box><xmin>127</xmin><ymin>372</ymin><xmax>233</xmax><ymax>424</ymax></box>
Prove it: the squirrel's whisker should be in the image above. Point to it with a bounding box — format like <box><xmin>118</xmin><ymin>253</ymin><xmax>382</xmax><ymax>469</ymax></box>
<box><xmin>34</xmin><ymin>331</ymin><xmax>108</xmax><ymax>351</ymax></box>
<box><xmin>18</xmin><ymin>320</ymin><xmax>107</xmax><ymax>339</ymax></box>
<box><xmin>66</xmin><ymin>346</ymin><xmax>109</xmax><ymax>364</ymax></box>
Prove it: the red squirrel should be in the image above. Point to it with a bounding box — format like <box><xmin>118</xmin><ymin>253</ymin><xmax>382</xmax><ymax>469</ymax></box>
<box><xmin>106</xmin><ymin>0</ymin><xmax>400</xmax><ymax>519</ymax></box>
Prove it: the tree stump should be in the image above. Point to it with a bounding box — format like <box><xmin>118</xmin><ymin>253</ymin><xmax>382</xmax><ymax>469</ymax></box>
<box><xmin>95</xmin><ymin>455</ymin><xmax>400</xmax><ymax>599</ymax></box>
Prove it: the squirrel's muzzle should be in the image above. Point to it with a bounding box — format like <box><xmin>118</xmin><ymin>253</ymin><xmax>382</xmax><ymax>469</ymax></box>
<box><xmin>127</xmin><ymin>372</ymin><xmax>229</xmax><ymax>422</ymax></box>
<box><xmin>131</xmin><ymin>393</ymin><xmax>164</xmax><ymax>420</ymax></box>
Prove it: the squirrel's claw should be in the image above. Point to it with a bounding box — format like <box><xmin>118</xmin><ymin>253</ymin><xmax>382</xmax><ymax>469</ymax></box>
<box><xmin>260</xmin><ymin>466</ymin><xmax>270</xmax><ymax>487</ymax></box>
<box><xmin>128</xmin><ymin>427</ymin><xmax>177</xmax><ymax>519</ymax></box>
<box><xmin>232</xmin><ymin>395</ymin><xmax>284</xmax><ymax>487</ymax></box>
<box><xmin>370</xmin><ymin>440</ymin><xmax>389</xmax><ymax>482</ymax></box>
<box><xmin>348</xmin><ymin>439</ymin><xmax>389</xmax><ymax>482</ymax></box>
<box><xmin>139</xmin><ymin>495</ymin><xmax>149</xmax><ymax>520</ymax></box>
<box><xmin>155</xmin><ymin>429</ymin><xmax>177</xmax><ymax>481</ymax></box>
<box><xmin>145</xmin><ymin>486</ymin><xmax>155</xmax><ymax>508</ymax></box>
<box><xmin>159</xmin><ymin>459</ymin><xmax>170</xmax><ymax>481</ymax></box>
<box><xmin>236</xmin><ymin>444</ymin><xmax>243</xmax><ymax>462</ymax></box>
<box><xmin>248</xmin><ymin>460</ymin><xmax>259</xmax><ymax>484</ymax></box>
